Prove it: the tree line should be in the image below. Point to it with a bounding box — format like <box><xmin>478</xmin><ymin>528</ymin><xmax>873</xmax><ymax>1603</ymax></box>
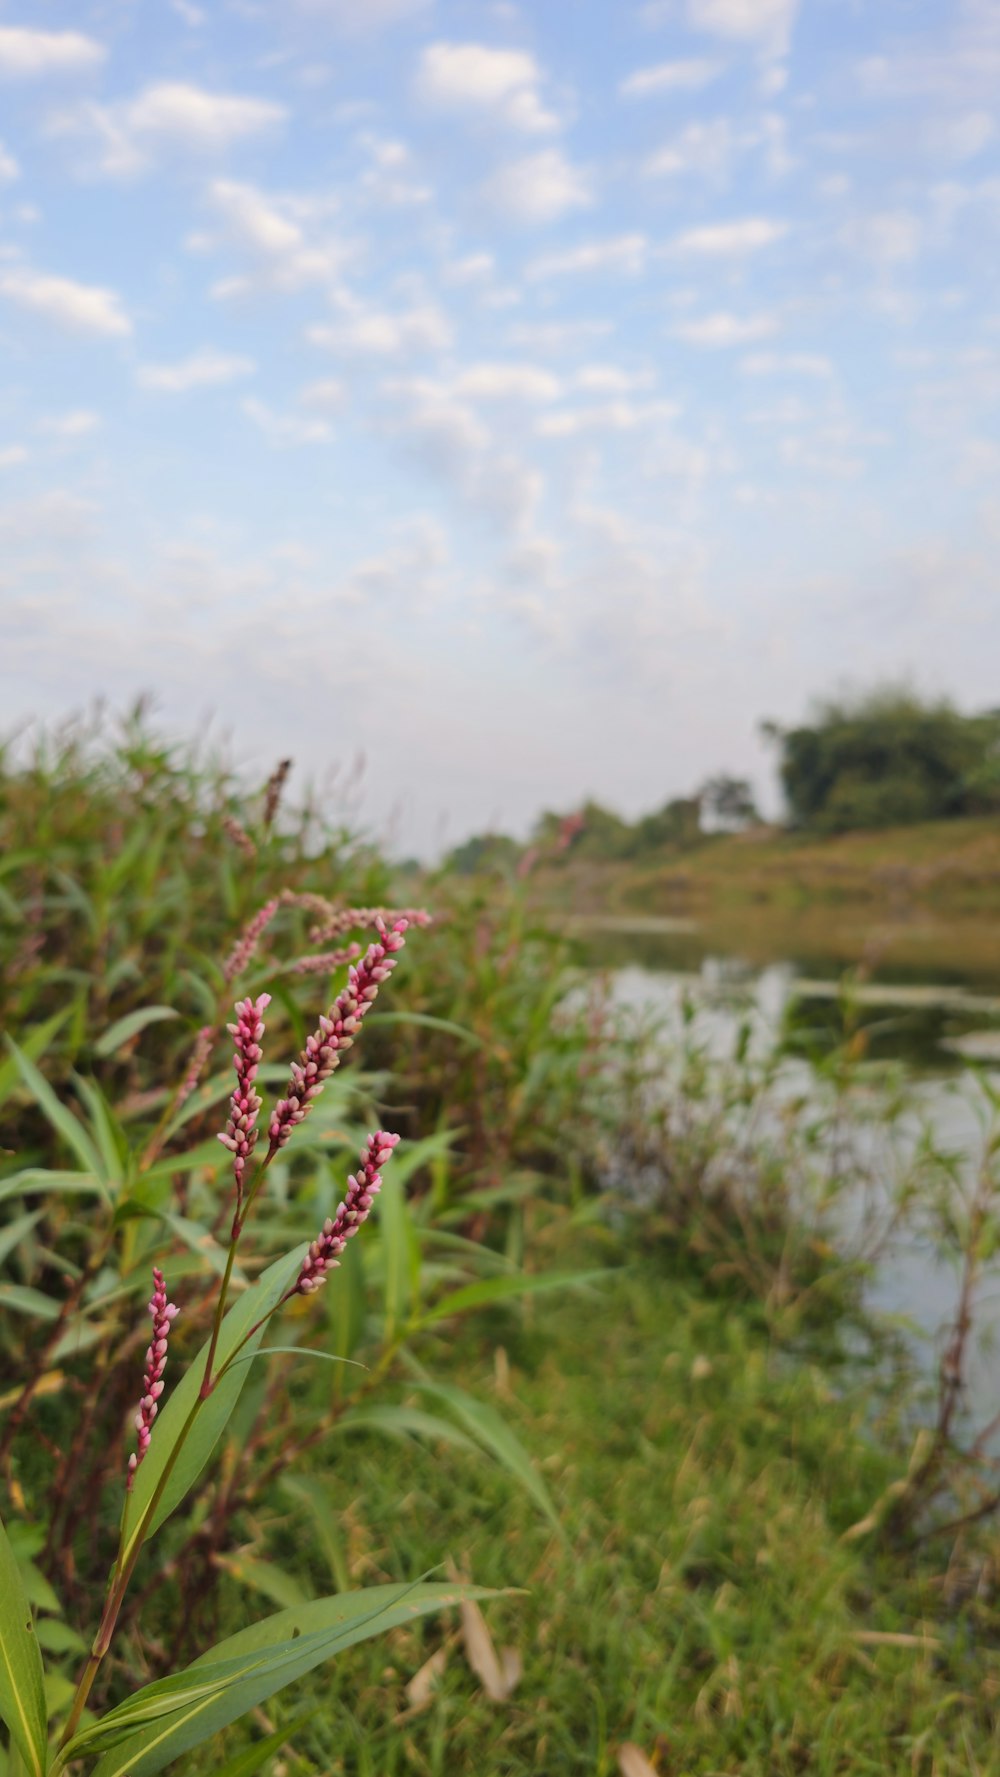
<box><xmin>444</xmin><ymin>688</ymin><xmax>1000</xmax><ymax>872</ymax></box>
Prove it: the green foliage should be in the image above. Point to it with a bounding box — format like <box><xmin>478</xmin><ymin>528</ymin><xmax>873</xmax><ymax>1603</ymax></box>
<box><xmin>0</xmin><ymin>708</ymin><xmax>612</xmax><ymax>1771</ymax></box>
<box><xmin>766</xmin><ymin>686</ymin><xmax>1000</xmax><ymax>831</ymax></box>
<box><xmin>0</xmin><ymin>1513</ymin><xmax>46</xmax><ymax>1777</ymax></box>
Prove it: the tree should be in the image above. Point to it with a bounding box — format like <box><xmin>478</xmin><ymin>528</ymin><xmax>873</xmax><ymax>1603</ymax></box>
<box><xmin>700</xmin><ymin>774</ymin><xmax>759</xmax><ymax>831</ymax></box>
<box><xmin>764</xmin><ymin>688</ymin><xmax>1000</xmax><ymax>831</ymax></box>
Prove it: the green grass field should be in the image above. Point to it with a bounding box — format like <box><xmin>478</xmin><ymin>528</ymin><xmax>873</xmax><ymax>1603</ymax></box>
<box><xmin>197</xmin><ymin>1251</ymin><xmax>1000</xmax><ymax>1777</ymax></box>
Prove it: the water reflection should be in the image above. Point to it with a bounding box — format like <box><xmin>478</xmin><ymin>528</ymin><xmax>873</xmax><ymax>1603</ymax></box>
<box><xmin>578</xmin><ymin>917</ymin><xmax>1000</xmax><ymax>1428</ymax></box>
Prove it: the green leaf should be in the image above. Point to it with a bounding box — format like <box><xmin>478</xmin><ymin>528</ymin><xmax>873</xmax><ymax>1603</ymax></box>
<box><xmin>86</xmin><ymin>1581</ymin><xmax>494</xmax><ymax>1777</ymax></box>
<box><xmin>3</xmin><ymin>1042</ymin><xmax>106</xmax><ymax>1185</ymax></box>
<box><xmin>415</xmin><ymin>1380</ymin><xmax>564</xmax><ymax>1538</ymax></box>
<box><xmin>215</xmin><ymin>1556</ymin><xmax>312</xmax><ymax>1612</ymax></box>
<box><xmin>155</xmin><ymin>1213</ymin><xmax>244</xmax><ymax>1284</ymax></box>
<box><xmin>142</xmin><ymin>1139</ymin><xmax>227</xmax><ymax>1186</ymax></box>
<box><xmin>33</xmin><ymin>1620</ymin><xmax>86</xmax><ymax>1657</ymax></box>
<box><xmin>224</xmin><ymin>1347</ymin><xmax>364</xmax><ymax>1373</ymax></box>
<box><xmin>378</xmin><ymin>1163</ymin><xmax>416</xmax><ymax>1344</ymax></box>
<box><xmin>209</xmin><ymin>1711</ymin><xmax>317</xmax><ymax>1777</ymax></box>
<box><xmin>279</xmin><ymin>1477</ymin><xmax>349</xmax><ymax>1593</ymax></box>
<box><xmin>334</xmin><ymin>1404</ymin><xmax>479</xmax><ymax>1455</ymax></box>
<box><xmin>367</xmin><ymin>1011</ymin><xmax>487</xmax><ymax>1049</ymax></box>
<box><xmin>95</xmin><ymin>1008</ymin><xmax>180</xmax><ymax>1059</ymax></box>
<box><xmin>0</xmin><ymin>1513</ymin><xmax>47</xmax><ymax>1777</ymax></box>
<box><xmin>0</xmin><ymin>1286</ymin><xmax>61</xmax><ymax>1322</ymax></box>
<box><xmin>417</xmin><ymin>1268</ymin><xmax>605</xmax><ymax>1327</ymax></box>
<box><xmin>122</xmin><ymin>1248</ymin><xmax>304</xmax><ymax>1566</ymax></box>
<box><xmin>0</xmin><ymin>1211</ymin><xmax>43</xmax><ymax>1271</ymax></box>
<box><xmin>0</xmin><ymin>1172</ymin><xmax>105</xmax><ymax>1208</ymax></box>
<box><xmin>68</xmin><ymin>1076</ymin><xmax>126</xmax><ymax>1181</ymax></box>
<box><xmin>0</xmin><ymin>1013</ymin><xmax>68</xmax><ymax>1115</ymax></box>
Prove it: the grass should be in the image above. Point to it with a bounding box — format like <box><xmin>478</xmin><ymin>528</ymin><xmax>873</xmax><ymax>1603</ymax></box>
<box><xmin>531</xmin><ymin>816</ymin><xmax>1000</xmax><ymax>993</ymax></box>
<box><xmin>534</xmin><ymin>815</ymin><xmax>1000</xmax><ymax>914</ymax></box>
<box><xmin>2</xmin><ymin>716</ymin><xmax>999</xmax><ymax>1773</ymax></box>
<box><xmin>197</xmin><ymin>1249</ymin><xmax>1000</xmax><ymax>1776</ymax></box>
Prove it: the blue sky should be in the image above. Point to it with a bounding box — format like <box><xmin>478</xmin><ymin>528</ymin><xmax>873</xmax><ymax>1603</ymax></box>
<box><xmin>1</xmin><ymin>0</ymin><xmax>999</xmax><ymax>853</ymax></box>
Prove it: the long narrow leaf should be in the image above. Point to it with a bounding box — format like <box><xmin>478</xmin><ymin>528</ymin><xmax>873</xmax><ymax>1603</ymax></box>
<box><xmin>0</xmin><ymin>1513</ymin><xmax>47</xmax><ymax>1777</ymax></box>
<box><xmin>88</xmin><ymin>1582</ymin><xmax>494</xmax><ymax>1777</ymax></box>
<box><xmin>418</xmin><ymin>1268</ymin><xmax>605</xmax><ymax>1327</ymax></box>
<box><xmin>279</xmin><ymin>1477</ymin><xmax>349</xmax><ymax>1592</ymax></box>
<box><xmin>0</xmin><ymin>1012</ymin><xmax>69</xmax><ymax>1115</ymax></box>
<box><xmin>334</xmin><ymin>1404</ymin><xmax>479</xmax><ymax>1454</ymax></box>
<box><xmin>0</xmin><ymin>1285</ymin><xmax>61</xmax><ymax>1322</ymax></box>
<box><xmin>415</xmin><ymin>1380</ymin><xmax>564</xmax><ymax>1537</ymax></box>
<box><xmin>95</xmin><ymin>1007</ymin><xmax>179</xmax><ymax>1059</ymax></box>
<box><xmin>0</xmin><ymin>1211</ymin><xmax>43</xmax><ymax>1270</ymax></box>
<box><xmin>0</xmin><ymin>1172</ymin><xmax>105</xmax><ymax>1207</ymax></box>
<box><xmin>4</xmin><ymin>1043</ymin><xmax>106</xmax><ymax>1183</ymax></box>
<box><xmin>210</xmin><ymin>1711</ymin><xmax>318</xmax><ymax>1777</ymax></box>
<box><xmin>122</xmin><ymin>1248</ymin><xmax>303</xmax><ymax>1565</ymax></box>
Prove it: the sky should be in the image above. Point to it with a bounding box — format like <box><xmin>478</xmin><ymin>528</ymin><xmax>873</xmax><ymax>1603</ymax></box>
<box><xmin>1</xmin><ymin>0</ymin><xmax>999</xmax><ymax>855</ymax></box>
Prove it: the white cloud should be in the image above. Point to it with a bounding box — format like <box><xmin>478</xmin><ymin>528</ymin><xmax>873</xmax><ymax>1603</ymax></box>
<box><xmin>355</xmin><ymin>132</ymin><xmax>431</xmax><ymax>207</ymax></box>
<box><xmin>293</xmin><ymin>0</ymin><xmax>429</xmax><ymax>27</ymax></box>
<box><xmin>385</xmin><ymin>378</ymin><xmax>490</xmax><ymax>461</ymax></box>
<box><xmin>844</xmin><ymin>210</ymin><xmax>922</xmax><ymax>267</ymax></box>
<box><xmin>527</xmin><ymin>234</ymin><xmax>648</xmax><ymax>279</ymax></box>
<box><xmin>669</xmin><ymin>217</ymin><xmax>788</xmax><ymax>255</ymax></box>
<box><xmin>0</xmin><ymin>446</ymin><xmax>28</xmax><ymax>470</ymax></box>
<box><xmin>674</xmin><ymin>311</ymin><xmax>779</xmax><ymax>346</ymax></box>
<box><xmin>124</xmin><ymin>81</ymin><xmax>285</xmax><ymax>149</ymax></box>
<box><xmin>52</xmin><ymin>83</ymin><xmax>285</xmax><ymax>176</ymax></box>
<box><xmin>38</xmin><ymin>409</ymin><xmax>102</xmax><ymax>436</ymax></box>
<box><xmin>451</xmin><ymin>363</ymin><xmax>561</xmax><ymax>401</ymax></box>
<box><xmin>444</xmin><ymin>252</ymin><xmax>495</xmax><ymax>284</ymax></box>
<box><xmin>243</xmin><ymin>398</ymin><xmax>332</xmax><ymax>447</ymax></box>
<box><xmin>341</xmin><ymin>516</ymin><xmax>449</xmax><ymax>609</ymax></box>
<box><xmin>0</xmin><ymin>27</ymin><xmax>105</xmax><ymax>78</ymax></box>
<box><xmin>0</xmin><ymin>142</ymin><xmax>19</xmax><ymax>182</ymax></box>
<box><xmin>619</xmin><ymin>58</ymin><xmax>724</xmax><ymax>98</ymax></box>
<box><xmin>643</xmin><ymin>119</ymin><xmax>733</xmax><ymax>180</ymax></box>
<box><xmin>687</xmin><ymin>0</ymin><xmax>799</xmax><ymax>57</ymax></box>
<box><xmin>537</xmin><ymin>399</ymin><xmax>678</xmax><ymax>438</ymax></box>
<box><xmin>484</xmin><ymin>150</ymin><xmax>592</xmax><ymax>223</ymax></box>
<box><xmin>416</xmin><ymin>43</ymin><xmax>558</xmax><ymax>133</ymax></box>
<box><xmin>200</xmin><ymin>180</ymin><xmax>352</xmax><ymax>298</ymax></box>
<box><xmin>0</xmin><ymin>268</ymin><xmax>131</xmax><ymax>337</ymax></box>
<box><xmin>573</xmin><ymin>365</ymin><xmax>656</xmax><ymax>394</ymax></box>
<box><xmin>137</xmin><ymin>351</ymin><xmax>256</xmax><ymax>393</ymax></box>
<box><xmin>383</xmin><ymin>377</ymin><xmax>544</xmax><ymax>539</ymax></box>
<box><xmin>508</xmin><ymin>319</ymin><xmax>615</xmax><ymax>353</ymax></box>
<box><xmin>741</xmin><ymin>352</ymin><xmax>834</xmax><ymax>378</ymax></box>
<box><xmin>298</xmin><ymin>378</ymin><xmax>345</xmax><ymax>412</ymax></box>
<box><xmin>935</xmin><ymin>111</ymin><xmax>995</xmax><ymax>163</ymax></box>
<box><xmin>308</xmin><ymin>304</ymin><xmax>452</xmax><ymax>355</ymax></box>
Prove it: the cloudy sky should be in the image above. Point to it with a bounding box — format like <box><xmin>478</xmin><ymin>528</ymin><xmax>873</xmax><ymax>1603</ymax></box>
<box><xmin>1</xmin><ymin>0</ymin><xmax>998</xmax><ymax>852</ymax></box>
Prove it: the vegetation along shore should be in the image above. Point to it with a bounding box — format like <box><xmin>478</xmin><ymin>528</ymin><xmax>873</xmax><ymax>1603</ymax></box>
<box><xmin>0</xmin><ymin>704</ymin><xmax>999</xmax><ymax>1773</ymax></box>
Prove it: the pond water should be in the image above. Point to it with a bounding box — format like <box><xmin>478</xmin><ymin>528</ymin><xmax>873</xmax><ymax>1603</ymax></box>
<box><xmin>574</xmin><ymin>915</ymin><xmax>1000</xmax><ymax>1430</ymax></box>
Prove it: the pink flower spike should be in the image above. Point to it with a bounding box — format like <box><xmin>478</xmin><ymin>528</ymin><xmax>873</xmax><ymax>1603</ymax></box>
<box><xmin>297</xmin><ymin>1131</ymin><xmax>400</xmax><ymax>1295</ymax></box>
<box><xmin>268</xmin><ymin>920</ymin><xmax>409</xmax><ymax>1154</ymax></box>
<box><xmin>223</xmin><ymin>898</ymin><xmax>281</xmax><ymax>985</ymax></box>
<box><xmin>218</xmin><ymin>993</ymin><xmax>270</xmax><ymax>1193</ymax></box>
<box><xmin>127</xmin><ymin>1267</ymin><xmax>178</xmax><ymax>1488</ymax></box>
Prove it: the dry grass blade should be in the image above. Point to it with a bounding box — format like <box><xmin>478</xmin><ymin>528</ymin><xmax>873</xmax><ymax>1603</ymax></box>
<box><xmin>405</xmin><ymin>1646</ymin><xmax>448</xmax><ymax>1710</ymax></box>
<box><xmin>617</xmin><ymin>1744</ymin><xmax>659</xmax><ymax>1777</ymax></box>
<box><xmin>445</xmin><ymin>1564</ymin><xmax>520</xmax><ymax>1703</ymax></box>
<box><xmin>459</xmin><ymin>1595</ymin><xmax>521</xmax><ymax>1701</ymax></box>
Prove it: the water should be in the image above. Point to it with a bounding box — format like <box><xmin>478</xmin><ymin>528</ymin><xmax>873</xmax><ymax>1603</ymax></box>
<box><xmin>578</xmin><ymin>917</ymin><xmax>1000</xmax><ymax>1430</ymax></box>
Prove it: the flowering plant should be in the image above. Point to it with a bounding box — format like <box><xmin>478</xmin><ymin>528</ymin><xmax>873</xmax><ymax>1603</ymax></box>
<box><xmin>0</xmin><ymin>913</ymin><xmax>493</xmax><ymax>1777</ymax></box>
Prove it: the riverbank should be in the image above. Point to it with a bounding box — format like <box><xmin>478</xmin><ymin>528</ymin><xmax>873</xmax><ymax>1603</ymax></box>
<box><xmin>213</xmin><ymin>1250</ymin><xmax>1000</xmax><ymax>1776</ymax></box>
<box><xmin>528</xmin><ymin>816</ymin><xmax>1000</xmax><ymax>993</ymax></box>
<box><xmin>533</xmin><ymin>816</ymin><xmax>1000</xmax><ymax>917</ymax></box>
